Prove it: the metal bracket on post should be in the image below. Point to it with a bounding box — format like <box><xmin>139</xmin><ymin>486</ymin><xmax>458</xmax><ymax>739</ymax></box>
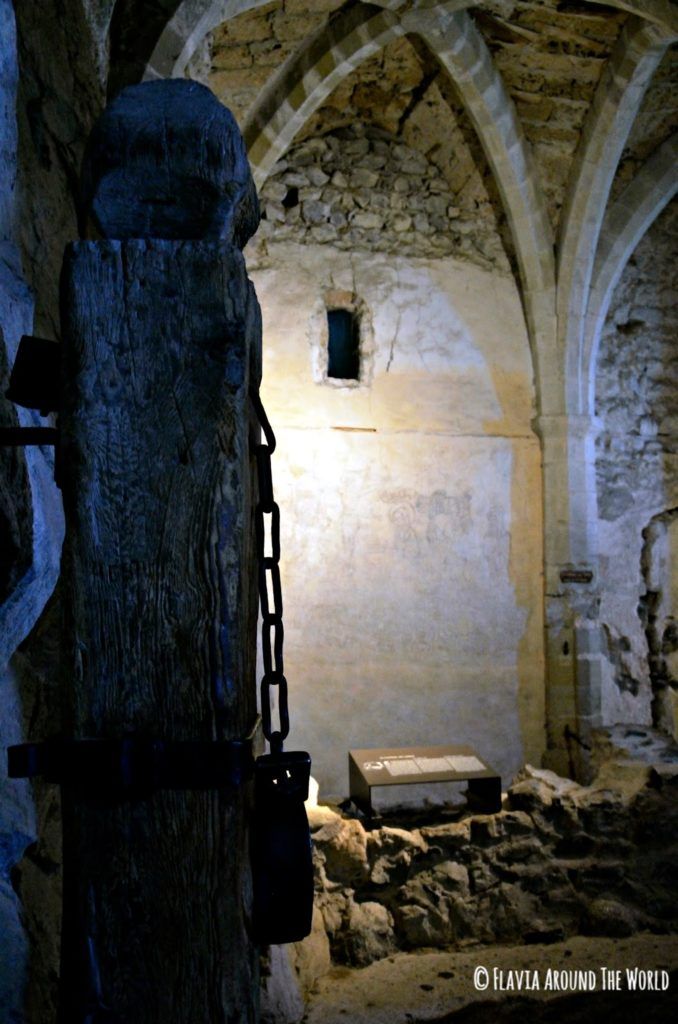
<box><xmin>5</xmin><ymin>335</ymin><xmax>61</xmax><ymax>415</ymax></box>
<box><xmin>1</xmin><ymin>334</ymin><xmax>61</xmax><ymax>483</ymax></box>
<box><xmin>7</xmin><ymin>721</ymin><xmax>263</xmax><ymax>800</ymax></box>
<box><xmin>0</xmin><ymin>426</ymin><xmax>58</xmax><ymax>446</ymax></box>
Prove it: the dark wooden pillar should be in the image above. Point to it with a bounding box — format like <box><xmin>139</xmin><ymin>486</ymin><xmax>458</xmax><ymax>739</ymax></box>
<box><xmin>57</xmin><ymin>81</ymin><xmax>262</xmax><ymax>1023</ymax></box>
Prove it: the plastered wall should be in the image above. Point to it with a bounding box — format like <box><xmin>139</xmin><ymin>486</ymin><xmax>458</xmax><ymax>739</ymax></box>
<box><xmin>248</xmin><ymin>241</ymin><xmax>545</xmax><ymax>799</ymax></box>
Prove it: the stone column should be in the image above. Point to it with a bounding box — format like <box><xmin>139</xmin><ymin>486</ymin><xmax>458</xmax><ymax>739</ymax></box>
<box><xmin>538</xmin><ymin>412</ymin><xmax>603</xmax><ymax>779</ymax></box>
<box><xmin>57</xmin><ymin>79</ymin><xmax>262</xmax><ymax>1022</ymax></box>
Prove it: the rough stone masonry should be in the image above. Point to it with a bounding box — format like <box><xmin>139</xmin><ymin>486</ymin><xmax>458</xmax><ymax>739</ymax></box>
<box><xmin>266</xmin><ymin>749</ymin><xmax>678</xmax><ymax>1019</ymax></box>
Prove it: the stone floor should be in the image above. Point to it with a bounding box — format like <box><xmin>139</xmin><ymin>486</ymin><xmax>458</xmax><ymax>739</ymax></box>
<box><xmin>259</xmin><ymin>736</ymin><xmax>678</xmax><ymax>1024</ymax></box>
<box><xmin>590</xmin><ymin>724</ymin><xmax>678</xmax><ymax>770</ymax></box>
<box><xmin>303</xmin><ymin>934</ymin><xmax>678</xmax><ymax>1024</ymax></box>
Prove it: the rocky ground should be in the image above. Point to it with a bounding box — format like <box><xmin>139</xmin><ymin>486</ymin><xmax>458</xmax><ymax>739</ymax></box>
<box><xmin>262</xmin><ymin>752</ymin><xmax>678</xmax><ymax>1023</ymax></box>
<box><xmin>303</xmin><ymin>934</ymin><xmax>678</xmax><ymax>1024</ymax></box>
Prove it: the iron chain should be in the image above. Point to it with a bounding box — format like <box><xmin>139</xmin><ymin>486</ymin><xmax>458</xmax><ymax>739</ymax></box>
<box><xmin>251</xmin><ymin>388</ymin><xmax>289</xmax><ymax>755</ymax></box>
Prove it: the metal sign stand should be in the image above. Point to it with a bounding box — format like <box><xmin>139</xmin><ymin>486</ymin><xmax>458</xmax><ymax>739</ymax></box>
<box><xmin>349</xmin><ymin>744</ymin><xmax>502</xmax><ymax>819</ymax></box>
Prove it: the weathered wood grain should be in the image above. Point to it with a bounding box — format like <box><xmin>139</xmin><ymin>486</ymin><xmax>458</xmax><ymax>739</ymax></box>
<box><xmin>58</xmin><ymin>238</ymin><xmax>261</xmax><ymax>1022</ymax></box>
<box><xmin>80</xmin><ymin>80</ymin><xmax>259</xmax><ymax>248</ymax></box>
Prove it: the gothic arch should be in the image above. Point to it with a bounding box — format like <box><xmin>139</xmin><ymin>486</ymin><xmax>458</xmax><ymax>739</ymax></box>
<box><xmin>240</xmin><ymin>5</ymin><xmax>552</xmax><ymax>403</ymax></box>
<box><xmin>584</xmin><ymin>135</ymin><xmax>678</xmax><ymax>412</ymax></box>
<box><xmin>108</xmin><ymin>0</ymin><xmax>183</xmax><ymax>95</ymax></box>
<box><xmin>243</xmin><ymin>3</ymin><xmax>406</xmax><ymax>185</ymax></box>
<box><xmin>141</xmin><ymin>0</ymin><xmax>678</xmax><ymax>87</ymax></box>
<box><xmin>411</xmin><ymin>7</ymin><xmax>556</xmax><ymax>411</ymax></box>
<box><xmin>593</xmin><ymin>0</ymin><xmax>678</xmax><ymax>34</ymax></box>
<box><xmin>144</xmin><ymin>0</ymin><xmax>477</xmax><ymax>80</ymax></box>
<box><xmin>144</xmin><ymin>0</ymin><xmax>273</xmax><ymax>80</ymax></box>
<box><xmin>557</xmin><ymin>16</ymin><xmax>673</xmax><ymax>417</ymax></box>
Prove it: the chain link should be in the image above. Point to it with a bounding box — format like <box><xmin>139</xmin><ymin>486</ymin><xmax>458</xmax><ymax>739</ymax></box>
<box><xmin>251</xmin><ymin>388</ymin><xmax>288</xmax><ymax>755</ymax></box>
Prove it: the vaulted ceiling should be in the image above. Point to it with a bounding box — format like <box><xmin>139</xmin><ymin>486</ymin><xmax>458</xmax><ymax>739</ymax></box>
<box><xmin>84</xmin><ymin>0</ymin><xmax>670</xmax><ymax>421</ymax></box>
<box><xmin>135</xmin><ymin>2</ymin><xmax>676</xmax><ymax>239</ymax></box>
<box><xmin>14</xmin><ymin>0</ymin><xmax>677</xmax><ymax>410</ymax></box>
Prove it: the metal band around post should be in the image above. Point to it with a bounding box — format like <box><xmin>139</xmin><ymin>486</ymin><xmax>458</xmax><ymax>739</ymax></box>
<box><xmin>251</xmin><ymin>388</ymin><xmax>289</xmax><ymax>754</ymax></box>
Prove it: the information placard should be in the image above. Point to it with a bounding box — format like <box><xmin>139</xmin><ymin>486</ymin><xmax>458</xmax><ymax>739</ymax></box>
<box><xmin>348</xmin><ymin>743</ymin><xmax>501</xmax><ymax>818</ymax></box>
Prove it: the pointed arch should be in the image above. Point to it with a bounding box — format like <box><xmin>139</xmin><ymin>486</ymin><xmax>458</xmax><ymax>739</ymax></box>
<box><xmin>144</xmin><ymin>0</ymin><xmax>272</xmax><ymax>80</ymax></box>
<box><xmin>243</xmin><ymin>3</ymin><xmax>407</xmax><ymax>187</ymax></box>
<box><xmin>142</xmin><ymin>0</ymin><xmax>678</xmax><ymax>86</ymax></box>
<box><xmin>584</xmin><ymin>134</ymin><xmax>678</xmax><ymax>411</ymax></box>
<box><xmin>410</xmin><ymin>7</ymin><xmax>557</xmax><ymax>410</ymax></box>
<box><xmin>580</xmin><ymin>0</ymin><xmax>678</xmax><ymax>34</ymax></box>
<box><xmin>557</xmin><ymin>16</ymin><xmax>672</xmax><ymax>416</ymax></box>
<box><xmin>143</xmin><ymin>0</ymin><xmax>478</xmax><ymax>81</ymax></box>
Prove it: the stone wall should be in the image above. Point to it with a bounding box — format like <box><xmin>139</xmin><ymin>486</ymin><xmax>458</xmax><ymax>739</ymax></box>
<box><xmin>0</xmin><ymin>2</ymin><xmax>62</xmax><ymax>1017</ymax></box>
<box><xmin>0</xmin><ymin>3</ymin><xmax>106</xmax><ymax>1018</ymax></box>
<box><xmin>209</xmin><ymin>0</ymin><xmax>343</xmax><ymax>124</ymax></box>
<box><xmin>257</xmin><ymin>123</ymin><xmax>509</xmax><ymax>270</ymax></box>
<box><xmin>595</xmin><ymin>200</ymin><xmax>678</xmax><ymax>732</ymax></box>
<box><xmin>274</xmin><ymin>759</ymin><xmax>678</xmax><ymax>1016</ymax></box>
<box><xmin>207</xmin><ymin>21</ymin><xmax>513</xmax><ymax>272</ymax></box>
<box><xmin>14</xmin><ymin>0</ymin><xmax>110</xmax><ymax>338</ymax></box>
<box><xmin>246</xmin><ymin>240</ymin><xmax>544</xmax><ymax>797</ymax></box>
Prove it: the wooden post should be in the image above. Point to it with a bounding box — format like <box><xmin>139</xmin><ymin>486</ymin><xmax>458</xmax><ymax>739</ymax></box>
<box><xmin>57</xmin><ymin>81</ymin><xmax>262</xmax><ymax>1022</ymax></box>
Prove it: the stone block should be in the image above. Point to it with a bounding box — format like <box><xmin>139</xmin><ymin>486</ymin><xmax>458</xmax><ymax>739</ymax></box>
<box><xmin>265</xmin><ymin>202</ymin><xmax>285</xmax><ymax>224</ymax></box>
<box><xmin>392</xmin><ymin>214</ymin><xmax>412</xmax><ymax>232</ymax></box>
<box><xmin>468</xmin><ymin>861</ymin><xmax>496</xmax><ymax>894</ymax></box>
<box><xmin>313</xmin><ymin>818</ymin><xmax>369</xmax><ymax>885</ymax></box>
<box><xmin>302</xmin><ymin>200</ymin><xmax>330</xmax><ymax>224</ymax></box>
<box><xmin>210</xmin><ymin>43</ymin><xmax>253</xmax><ymax>70</ymax></box>
<box><xmin>589</xmin><ymin>760</ymin><xmax>653</xmax><ymax>802</ymax></box>
<box><xmin>350</xmin><ymin>168</ymin><xmax>379</xmax><ymax>189</ymax></box>
<box><xmin>352</xmin><ymin>188</ymin><xmax>372</xmax><ymax>209</ymax></box>
<box><xmin>506</xmin><ymin>777</ymin><xmax>556</xmax><ymax>814</ymax></box>
<box><xmin>307</xmin><ymin>805</ymin><xmax>342</xmax><ymax>831</ymax></box>
<box><xmin>310</xmin><ymin>224</ymin><xmax>338</xmax><ymax>243</ymax></box>
<box><xmin>307</xmin><ymin>166</ymin><xmax>330</xmax><ymax>187</ymax></box>
<box><xmin>395</xmin><ymin>903</ymin><xmax>450</xmax><ymax>948</ymax></box>
<box><xmin>260</xmin><ymin>945</ymin><xmax>304</xmax><ymax>1024</ymax></box>
<box><xmin>344</xmin><ymin>138</ymin><xmax>370</xmax><ymax>158</ymax></box>
<box><xmin>282</xmin><ymin>171</ymin><xmax>310</xmax><ymax>188</ymax></box>
<box><xmin>342</xmin><ymin>899</ymin><xmax>395</xmax><ymax>966</ymax></box>
<box><xmin>470</xmin><ymin>816</ymin><xmax>502</xmax><ymax>845</ymax></box>
<box><xmin>497</xmin><ymin>811</ymin><xmax>536</xmax><ymax>836</ymax></box>
<box><xmin>350</xmin><ymin>211</ymin><xmax>383</xmax><ymax>230</ymax></box>
<box><xmin>329</xmin><ymin>210</ymin><xmax>347</xmax><ymax>229</ymax></box>
<box><xmin>431</xmin><ymin>860</ymin><xmax>470</xmax><ymax>895</ymax></box>
<box><xmin>480</xmin><ymin>882</ymin><xmax>541</xmax><ymax>944</ymax></box>
<box><xmin>413</xmin><ymin>213</ymin><xmax>432</xmax><ymax>234</ymax></box>
<box><xmin>272</xmin><ymin>13</ymin><xmax>313</xmax><ymax>43</ymax></box>
<box><xmin>289</xmin><ymin>906</ymin><xmax>331</xmax><ymax>996</ymax></box>
<box><xmin>492</xmin><ymin>836</ymin><xmax>546</xmax><ymax>865</ymax></box>
<box><xmin>362</xmin><ymin>153</ymin><xmax>387</xmax><ymax>170</ymax></box>
<box><xmin>420</xmin><ymin>820</ymin><xmax>471</xmax><ymax>853</ymax></box>
<box><xmin>585</xmin><ymin>897</ymin><xmax>637</xmax><ymax>938</ymax></box>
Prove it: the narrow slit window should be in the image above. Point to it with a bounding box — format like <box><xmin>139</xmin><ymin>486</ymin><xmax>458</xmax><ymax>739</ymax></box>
<box><xmin>327</xmin><ymin>309</ymin><xmax>360</xmax><ymax>380</ymax></box>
